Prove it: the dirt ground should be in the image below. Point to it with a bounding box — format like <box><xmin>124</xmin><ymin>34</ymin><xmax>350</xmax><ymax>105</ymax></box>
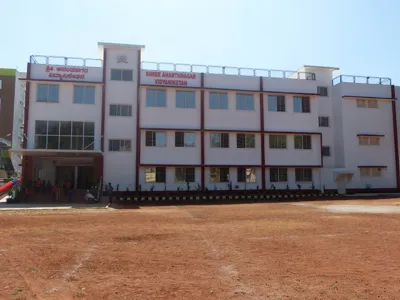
<box><xmin>1</xmin><ymin>199</ymin><xmax>400</xmax><ymax>300</ymax></box>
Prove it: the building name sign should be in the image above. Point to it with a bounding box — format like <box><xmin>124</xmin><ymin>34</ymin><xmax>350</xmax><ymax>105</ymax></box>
<box><xmin>145</xmin><ymin>71</ymin><xmax>197</xmax><ymax>86</ymax></box>
<box><xmin>45</xmin><ymin>66</ymin><xmax>89</xmax><ymax>80</ymax></box>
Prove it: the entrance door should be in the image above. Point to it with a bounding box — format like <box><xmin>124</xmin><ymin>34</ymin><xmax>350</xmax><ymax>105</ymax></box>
<box><xmin>77</xmin><ymin>166</ymin><xmax>94</xmax><ymax>189</ymax></box>
<box><xmin>56</xmin><ymin>166</ymin><xmax>75</xmax><ymax>189</ymax></box>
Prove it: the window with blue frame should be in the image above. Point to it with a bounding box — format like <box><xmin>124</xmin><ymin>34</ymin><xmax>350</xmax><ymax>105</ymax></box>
<box><xmin>236</xmin><ymin>94</ymin><xmax>254</xmax><ymax>110</ymax></box>
<box><xmin>176</xmin><ymin>91</ymin><xmax>195</xmax><ymax>108</ymax></box>
<box><xmin>73</xmin><ymin>86</ymin><xmax>95</xmax><ymax>104</ymax></box>
<box><xmin>37</xmin><ymin>84</ymin><xmax>59</xmax><ymax>103</ymax></box>
<box><xmin>146</xmin><ymin>89</ymin><xmax>167</xmax><ymax>107</ymax></box>
<box><xmin>209</xmin><ymin>92</ymin><xmax>228</xmax><ymax>109</ymax></box>
<box><xmin>293</xmin><ymin>96</ymin><xmax>310</xmax><ymax>113</ymax></box>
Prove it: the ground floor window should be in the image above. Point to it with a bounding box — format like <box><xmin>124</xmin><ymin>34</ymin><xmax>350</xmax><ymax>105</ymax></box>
<box><xmin>270</xmin><ymin>168</ymin><xmax>288</xmax><ymax>182</ymax></box>
<box><xmin>295</xmin><ymin>168</ymin><xmax>313</xmax><ymax>182</ymax></box>
<box><xmin>175</xmin><ymin>168</ymin><xmax>195</xmax><ymax>182</ymax></box>
<box><xmin>237</xmin><ymin>168</ymin><xmax>256</xmax><ymax>183</ymax></box>
<box><xmin>145</xmin><ymin>167</ymin><xmax>166</xmax><ymax>183</ymax></box>
<box><xmin>360</xmin><ymin>167</ymin><xmax>382</xmax><ymax>177</ymax></box>
<box><xmin>210</xmin><ymin>168</ymin><xmax>230</xmax><ymax>182</ymax></box>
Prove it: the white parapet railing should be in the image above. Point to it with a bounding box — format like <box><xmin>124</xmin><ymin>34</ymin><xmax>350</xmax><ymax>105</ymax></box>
<box><xmin>30</xmin><ymin>55</ymin><xmax>103</xmax><ymax>68</ymax></box>
<box><xmin>332</xmin><ymin>75</ymin><xmax>391</xmax><ymax>85</ymax></box>
<box><xmin>141</xmin><ymin>61</ymin><xmax>316</xmax><ymax>80</ymax></box>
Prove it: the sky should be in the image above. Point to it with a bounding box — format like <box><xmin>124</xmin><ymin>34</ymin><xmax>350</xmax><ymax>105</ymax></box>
<box><xmin>2</xmin><ymin>0</ymin><xmax>400</xmax><ymax>83</ymax></box>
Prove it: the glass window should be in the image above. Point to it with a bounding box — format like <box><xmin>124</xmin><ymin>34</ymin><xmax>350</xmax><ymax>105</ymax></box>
<box><xmin>145</xmin><ymin>168</ymin><xmax>156</xmax><ymax>183</ymax></box>
<box><xmin>60</xmin><ymin>121</ymin><xmax>72</xmax><ymax>135</ymax></box>
<box><xmin>322</xmin><ymin>146</ymin><xmax>330</xmax><ymax>157</ymax></box>
<box><xmin>108</xmin><ymin>139</ymin><xmax>132</xmax><ymax>151</ymax></box>
<box><xmin>293</xmin><ymin>96</ymin><xmax>310</xmax><ymax>113</ymax></box>
<box><xmin>236</xmin><ymin>134</ymin><xmax>255</xmax><ymax>148</ymax></box>
<box><xmin>209</xmin><ymin>92</ymin><xmax>228</xmax><ymax>109</ymax></box>
<box><xmin>110</xmin><ymin>104</ymin><xmax>132</xmax><ymax>116</ymax></box>
<box><xmin>72</xmin><ymin>136</ymin><xmax>83</xmax><ymax>150</ymax></box>
<box><xmin>34</xmin><ymin>135</ymin><xmax>46</xmax><ymax>149</ymax></box>
<box><xmin>270</xmin><ymin>168</ymin><xmax>288</xmax><ymax>182</ymax></box>
<box><xmin>318</xmin><ymin>86</ymin><xmax>328</xmax><ymax>96</ymax></box>
<box><xmin>84</xmin><ymin>122</ymin><xmax>95</xmax><ymax>136</ymax></box>
<box><xmin>146</xmin><ymin>89</ymin><xmax>167</xmax><ymax>107</ymax></box>
<box><xmin>59</xmin><ymin>136</ymin><xmax>71</xmax><ymax>149</ymax></box>
<box><xmin>72</xmin><ymin>122</ymin><xmax>84</xmax><ymax>136</ymax></box>
<box><xmin>175</xmin><ymin>168</ymin><xmax>195</xmax><ymax>182</ymax></box>
<box><xmin>268</xmin><ymin>95</ymin><xmax>285</xmax><ymax>112</ymax></box>
<box><xmin>269</xmin><ymin>135</ymin><xmax>287</xmax><ymax>149</ymax></box>
<box><xmin>294</xmin><ymin>135</ymin><xmax>312</xmax><ymax>149</ymax></box>
<box><xmin>145</xmin><ymin>131</ymin><xmax>166</xmax><ymax>147</ymax></box>
<box><xmin>210</xmin><ymin>168</ymin><xmax>230</xmax><ymax>182</ymax></box>
<box><xmin>35</xmin><ymin>120</ymin><xmax>48</xmax><ymax>135</ymax></box>
<box><xmin>37</xmin><ymin>84</ymin><xmax>59</xmax><ymax>103</ymax></box>
<box><xmin>156</xmin><ymin>167</ymin><xmax>166</xmax><ymax>183</ymax></box>
<box><xmin>176</xmin><ymin>91</ymin><xmax>195</xmax><ymax>108</ymax></box>
<box><xmin>47</xmin><ymin>121</ymin><xmax>59</xmax><ymax>135</ymax></box>
<box><xmin>111</xmin><ymin>69</ymin><xmax>133</xmax><ymax>81</ymax></box>
<box><xmin>47</xmin><ymin>136</ymin><xmax>59</xmax><ymax>149</ymax></box>
<box><xmin>211</xmin><ymin>133</ymin><xmax>229</xmax><ymax>148</ymax></box>
<box><xmin>175</xmin><ymin>132</ymin><xmax>195</xmax><ymax>147</ymax></box>
<box><xmin>357</xmin><ymin>99</ymin><xmax>367</xmax><ymax>108</ymax></box>
<box><xmin>318</xmin><ymin>116</ymin><xmax>329</xmax><ymax>127</ymax></box>
<box><xmin>74</xmin><ymin>86</ymin><xmax>95</xmax><ymax>104</ymax></box>
<box><xmin>237</xmin><ymin>168</ymin><xmax>256</xmax><ymax>183</ymax></box>
<box><xmin>236</xmin><ymin>94</ymin><xmax>254</xmax><ymax>110</ymax></box>
<box><xmin>295</xmin><ymin>168</ymin><xmax>313</xmax><ymax>182</ymax></box>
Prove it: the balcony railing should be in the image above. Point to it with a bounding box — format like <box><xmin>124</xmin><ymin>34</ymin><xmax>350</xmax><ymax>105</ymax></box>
<box><xmin>332</xmin><ymin>75</ymin><xmax>391</xmax><ymax>85</ymax></box>
<box><xmin>30</xmin><ymin>55</ymin><xmax>103</xmax><ymax>67</ymax></box>
<box><xmin>141</xmin><ymin>61</ymin><xmax>316</xmax><ymax>80</ymax></box>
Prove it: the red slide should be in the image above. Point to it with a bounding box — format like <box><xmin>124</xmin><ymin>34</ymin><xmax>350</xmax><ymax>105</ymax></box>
<box><xmin>0</xmin><ymin>178</ymin><xmax>21</xmax><ymax>196</ymax></box>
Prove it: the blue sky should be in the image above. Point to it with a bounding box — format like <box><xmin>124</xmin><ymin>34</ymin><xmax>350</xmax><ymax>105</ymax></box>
<box><xmin>2</xmin><ymin>0</ymin><xmax>399</xmax><ymax>83</ymax></box>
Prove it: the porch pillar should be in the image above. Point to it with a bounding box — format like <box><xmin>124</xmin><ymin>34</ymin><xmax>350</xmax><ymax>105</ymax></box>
<box><xmin>74</xmin><ymin>166</ymin><xmax>78</xmax><ymax>189</ymax></box>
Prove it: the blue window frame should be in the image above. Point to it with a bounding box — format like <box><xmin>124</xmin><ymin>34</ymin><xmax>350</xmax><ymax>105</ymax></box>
<box><xmin>74</xmin><ymin>86</ymin><xmax>95</xmax><ymax>104</ymax></box>
<box><xmin>37</xmin><ymin>84</ymin><xmax>59</xmax><ymax>103</ymax></box>
<box><xmin>176</xmin><ymin>91</ymin><xmax>195</xmax><ymax>108</ymax></box>
<box><xmin>209</xmin><ymin>92</ymin><xmax>228</xmax><ymax>109</ymax></box>
<box><xmin>146</xmin><ymin>89</ymin><xmax>167</xmax><ymax>107</ymax></box>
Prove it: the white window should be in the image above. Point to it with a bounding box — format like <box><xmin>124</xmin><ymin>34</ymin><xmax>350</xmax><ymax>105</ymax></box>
<box><xmin>318</xmin><ymin>86</ymin><xmax>328</xmax><ymax>96</ymax></box>
<box><xmin>175</xmin><ymin>168</ymin><xmax>195</xmax><ymax>182</ymax></box>
<box><xmin>295</xmin><ymin>168</ymin><xmax>313</xmax><ymax>182</ymax></box>
<box><xmin>294</xmin><ymin>135</ymin><xmax>312</xmax><ymax>149</ymax></box>
<box><xmin>145</xmin><ymin>131</ymin><xmax>166</xmax><ymax>147</ymax></box>
<box><xmin>360</xmin><ymin>167</ymin><xmax>382</xmax><ymax>177</ymax></box>
<box><xmin>358</xmin><ymin>136</ymin><xmax>381</xmax><ymax>146</ymax></box>
<box><xmin>34</xmin><ymin>121</ymin><xmax>95</xmax><ymax>150</ymax></box>
<box><xmin>211</xmin><ymin>133</ymin><xmax>229</xmax><ymax>148</ymax></box>
<box><xmin>269</xmin><ymin>135</ymin><xmax>287</xmax><ymax>149</ymax></box>
<box><xmin>145</xmin><ymin>167</ymin><xmax>166</xmax><ymax>183</ymax></box>
<box><xmin>236</xmin><ymin>134</ymin><xmax>255</xmax><ymax>148</ymax></box>
<box><xmin>318</xmin><ymin>116</ymin><xmax>329</xmax><ymax>127</ymax></box>
<box><xmin>268</xmin><ymin>95</ymin><xmax>285</xmax><ymax>112</ymax></box>
<box><xmin>236</xmin><ymin>94</ymin><xmax>254</xmax><ymax>110</ymax></box>
<box><xmin>110</xmin><ymin>104</ymin><xmax>132</xmax><ymax>116</ymax></box>
<box><xmin>209</xmin><ymin>92</ymin><xmax>228</xmax><ymax>109</ymax></box>
<box><xmin>73</xmin><ymin>86</ymin><xmax>95</xmax><ymax>104</ymax></box>
<box><xmin>293</xmin><ymin>96</ymin><xmax>310</xmax><ymax>113</ymax></box>
<box><xmin>109</xmin><ymin>139</ymin><xmax>132</xmax><ymax>151</ymax></box>
<box><xmin>146</xmin><ymin>89</ymin><xmax>166</xmax><ymax>107</ymax></box>
<box><xmin>270</xmin><ymin>168</ymin><xmax>288</xmax><ymax>182</ymax></box>
<box><xmin>111</xmin><ymin>69</ymin><xmax>133</xmax><ymax>81</ymax></box>
<box><xmin>237</xmin><ymin>168</ymin><xmax>256</xmax><ymax>183</ymax></box>
<box><xmin>37</xmin><ymin>84</ymin><xmax>59</xmax><ymax>103</ymax></box>
<box><xmin>0</xmin><ymin>80</ymin><xmax>2</xmax><ymax>89</ymax></box>
<box><xmin>175</xmin><ymin>132</ymin><xmax>195</xmax><ymax>147</ymax></box>
<box><xmin>176</xmin><ymin>91</ymin><xmax>195</xmax><ymax>108</ymax></box>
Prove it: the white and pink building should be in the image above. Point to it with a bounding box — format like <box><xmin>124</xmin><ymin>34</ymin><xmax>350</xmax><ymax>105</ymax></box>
<box><xmin>11</xmin><ymin>42</ymin><xmax>400</xmax><ymax>194</ymax></box>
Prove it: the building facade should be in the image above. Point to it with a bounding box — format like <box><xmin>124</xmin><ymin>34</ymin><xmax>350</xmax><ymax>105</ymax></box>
<box><xmin>12</xmin><ymin>42</ymin><xmax>399</xmax><ymax>193</ymax></box>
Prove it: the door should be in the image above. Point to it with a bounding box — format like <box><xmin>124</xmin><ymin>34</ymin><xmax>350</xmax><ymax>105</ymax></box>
<box><xmin>77</xmin><ymin>166</ymin><xmax>94</xmax><ymax>189</ymax></box>
<box><xmin>56</xmin><ymin>166</ymin><xmax>75</xmax><ymax>188</ymax></box>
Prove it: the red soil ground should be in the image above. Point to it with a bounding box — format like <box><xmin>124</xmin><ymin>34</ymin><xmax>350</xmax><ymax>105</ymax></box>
<box><xmin>1</xmin><ymin>199</ymin><xmax>400</xmax><ymax>299</ymax></box>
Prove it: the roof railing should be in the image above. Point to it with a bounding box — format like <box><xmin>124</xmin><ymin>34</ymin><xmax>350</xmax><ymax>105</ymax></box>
<box><xmin>30</xmin><ymin>55</ymin><xmax>103</xmax><ymax>67</ymax></box>
<box><xmin>333</xmin><ymin>75</ymin><xmax>391</xmax><ymax>85</ymax></box>
<box><xmin>141</xmin><ymin>61</ymin><xmax>316</xmax><ymax>80</ymax></box>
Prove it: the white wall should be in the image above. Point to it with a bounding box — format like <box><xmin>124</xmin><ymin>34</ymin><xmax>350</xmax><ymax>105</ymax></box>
<box><xmin>103</xmin><ymin>46</ymin><xmax>141</xmax><ymax>190</ymax></box>
<box><xmin>204</xmin><ymin>132</ymin><xmax>262</xmax><ymax>165</ymax></box>
<box><xmin>27</xmin><ymin>82</ymin><xmax>102</xmax><ymax>150</ymax></box>
<box><xmin>263</xmin><ymin>78</ymin><xmax>317</xmax><ymax>94</ymax></box>
<box><xmin>341</xmin><ymin>98</ymin><xmax>396</xmax><ymax>188</ymax></box>
<box><xmin>204</xmin><ymin>91</ymin><xmax>260</xmax><ymax>130</ymax></box>
<box><xmin>263</xmin><ymin>94</ymin><xmax>319</xmax><ymax>131</ymax></box>
<box><xmin>264</xmin><ymin>134</ymin><xmax>321</xmax><ymax>166</ymax></box>
<box><xmin>140</xmin><ymin>87</ymin><xmax>201</xmax><ymax>129</ymax></box>
<box><xmin>140</xmin><ymin>131</ymin><xmax>201</xmax><ymax>165</ymax></box>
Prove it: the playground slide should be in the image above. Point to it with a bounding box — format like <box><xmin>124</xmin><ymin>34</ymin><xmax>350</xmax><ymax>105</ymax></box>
<box><xmin>0</xmin><ymin>178</ymin><xmax>21</xmax><ymax>196</ymax></box>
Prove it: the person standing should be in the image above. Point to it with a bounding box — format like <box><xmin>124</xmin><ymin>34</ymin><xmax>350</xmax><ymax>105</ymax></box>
<box><xmin>107</xmin><ymin>182</ymin><xmax>114</xmax><ymax>207</ymax></box>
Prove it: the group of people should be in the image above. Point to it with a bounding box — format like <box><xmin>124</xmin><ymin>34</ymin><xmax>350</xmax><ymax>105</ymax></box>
<box><xmin>28</xmin><ymin>178</ymin><xmax>73</xmax><ymax>202</ymax></box>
